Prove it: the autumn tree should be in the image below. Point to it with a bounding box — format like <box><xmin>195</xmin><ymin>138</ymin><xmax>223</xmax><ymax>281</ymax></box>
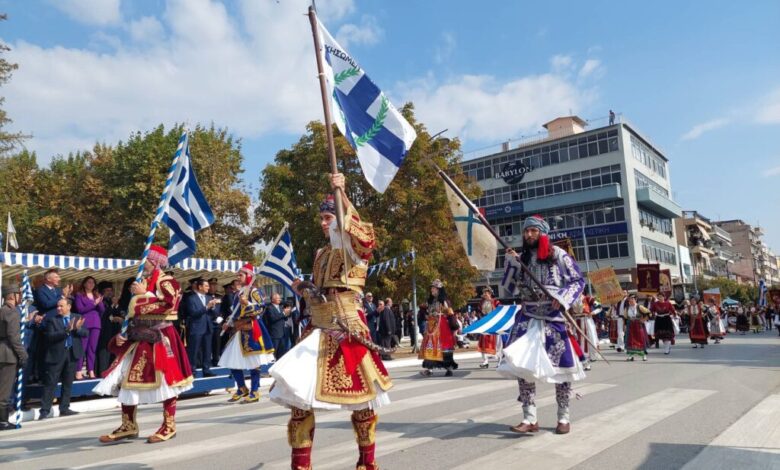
<box><xmin>2</xmin><ymin>124</ymin><xmax>258</xmax><ymax>261</ymax></box>
<box><xmin>255</xmin><ymin>104</ymin><xmax>482</xmax><ymax>307</ymax></box>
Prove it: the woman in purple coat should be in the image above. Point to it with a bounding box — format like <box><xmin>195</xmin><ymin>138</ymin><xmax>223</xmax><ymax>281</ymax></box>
<box><xmin>74</xmin><ymin>276</ymin><xmax>104</xmax><ymax>379</ymax></box>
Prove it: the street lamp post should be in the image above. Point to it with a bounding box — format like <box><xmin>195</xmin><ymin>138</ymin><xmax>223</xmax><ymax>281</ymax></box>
<box><xmin>579</xmin><ymin>216</ymin><xmax>594</xmax><ymax>295</ymax></box>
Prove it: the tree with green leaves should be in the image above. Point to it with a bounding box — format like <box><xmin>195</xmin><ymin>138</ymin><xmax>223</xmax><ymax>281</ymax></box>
<box><xmin>1</xmin><ymin>124</ymin><xmax>259</xmax><ymax>261</ymax></box>
<box><xmin>255</xmin><ymin>104</ymin><xmax>483</xmax><ymax>308</ymax></box>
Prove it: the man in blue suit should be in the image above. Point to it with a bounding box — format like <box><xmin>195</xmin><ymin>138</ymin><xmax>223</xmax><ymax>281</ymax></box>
<box><xmin>264</xmin><ymin>293</ymin><xmax>288</xmax><ymax>359</ymax></box>
<box><xmin>31</xmin><ymin>269</ymin><xmax>72</xmax><ymax>385</ymax></box>
<box><xmin>184</xmin><ymin>279</ymin><xmax>219</xmax><ymax>377</ymax></box>
<box><xmin>39</xmin><ymin>298</ymin><xmax>86</xmax><ymax>419</ymax></box>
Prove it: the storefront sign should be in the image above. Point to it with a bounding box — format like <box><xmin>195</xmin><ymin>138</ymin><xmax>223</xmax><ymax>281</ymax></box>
<box><xmin>495</xmin><ymin>160</ymin><xmax>533</xmax><ymax>185</ymax></box>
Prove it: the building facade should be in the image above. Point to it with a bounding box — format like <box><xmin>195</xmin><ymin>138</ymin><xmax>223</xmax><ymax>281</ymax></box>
<box><xmin>460</xmin><ymin>115</ymin><xmax>682</xmax><ymax>297</ymax></box>
<box><xmin>674</xmin><ymin>210</ymin><xmax>737</xmax><ymax>286</ymax></box>
<box><xmin>712</xmin><ymin>220</ymin><xmax>780</xmax><ymax>285</ymax></box>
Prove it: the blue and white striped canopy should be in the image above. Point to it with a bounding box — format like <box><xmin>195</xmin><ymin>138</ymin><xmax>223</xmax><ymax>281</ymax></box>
<box><xmin>463</xmin><ymin>305</ymin><xmax>521</xmax><ymax>334</ymax></box>
<box><xmin>0</xmin><ymin>251</ymin><xmax>260</xmax><ymax>287</ymax></box>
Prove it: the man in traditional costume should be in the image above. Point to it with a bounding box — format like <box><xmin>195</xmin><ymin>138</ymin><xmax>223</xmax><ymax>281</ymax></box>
<box><xmin>419</xmin><ymin>280</ymin><xmax>459</xmax><ymax>376</ymax></box>
<box><xmin>269</xmin><ymin>173</ymin><xmax>392</xmax><ymax>470</ymax></box>
<box><xmin>749</xmin><ymin>307</ymin><xmax>764</xmax><ymax>333</ymax></box>
<box><xmin>651</xmin><ymin>293</ymin><xmax>676</xmax><ymax>355</ymax></box>
<box><xmin>94</xmin><ymin>245</ymin><xmax>193</xmax><ymax>443</ymax></box>
<box><xmin>621</xmin><ymin>294</ymin><xmax>650</xmax><ymax>361</ymax></box>
<box><xmin>608</xmin><ymin>295</ymin><xmax>626</xmax><ymax>352</ymax></box>
<box><xmin>218</xmin><ymin>263</ymin><xmax>275</xmax><ymax>403</ymax></box>
<box><xmin>688</xmin><ymin>299</ymin><xmax>709</xmax><ymax>348</ymax></box>
<box><xmin>497</xmin><ymin>215</ymin><xmax>586</xmax><ymax>435</ymax></box>
<box><xmin>706</xmin><ymin>298</ymin><xmax>725</xmax><ymax>344</ymax></box>
<box><xmin>477</xmin><ymin>287</ymin><xmax>501</xmax><ymax>369</ymax></box>
<box><xmin>572</xmin><ymin>293</ymin><xmax>600</xmax><ymax>370</ymax></box>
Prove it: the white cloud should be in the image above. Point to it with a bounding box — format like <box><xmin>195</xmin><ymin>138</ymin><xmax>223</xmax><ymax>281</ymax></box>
<box><xmin>401</xmin><ymin>71</ymin><xmax>596</xmax><ymax>143</ymax></box>
<box><xmin>578</xmin><ymin>59</ymin><xmax>602</xmax><ymax>79</ymax></box>
<box><xmin>434</xmin><ymin>32</ymin><xmax>456</xmax><ymax>64</ymax></box>
<box><xmin>755</xmin><ymin>87</ymin><xmax>780</xmax><ymax>124</ymax></box>
<box><xmin>762</xmin><ymin>164</ymin><xmax>780</xmax><ymax>177</ymax></box>
<box><xmin>51</xmin><ymin>0</ymin><xmax>121</xmax><ymax>26</ymax></box>
<box><xmin>6</xmin><ymin>0</ymin><xmax>358</xmax><ymax>163</ymax></box>
<box><xmin>7</xmin><ymin>0</ymin><xmax>601</xmax><ymax>166</ymax></box>
<box><xmin>550</xmin><ymin>54</ymin><xmax>573</xmax><ymax>72</ymax></box>
<box><xmin>680</xmin><ymin>118</ymin><xmax>730</xmax><ymax>141</ymax></box>
<box><xmin>128</xmin><ymin>16</ymin><xmax>165</xmax><ymax>44</ymax></box>
<box><xmin>336</xmin><ymin>15</ymin><xmax>383</xmax><ymax>48</ymax></box>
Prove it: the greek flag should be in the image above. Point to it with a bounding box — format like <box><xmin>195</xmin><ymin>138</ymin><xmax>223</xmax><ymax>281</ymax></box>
<box><xmin>162</xmin><ymin>132</ymin><xmax>215</xmax><ymax>266</ymax></box>
<box><xmin>758</xmin><ymin>279</ymin><xmax>767</xmax><ymax>307</ymax></box>
<box><xmin>463</xmin><ymin>305</ymin><xmax>520</xmax><ymax>334</ymax></box>
<box><xmin>317</xmin><ymin>18</ymin><xmax>417</xmax><ymax>193</ymax></box>
<box><xmin>258</xmin><ymin>229</ymin><xmax>299</xmax><ymax>294</ymax></box>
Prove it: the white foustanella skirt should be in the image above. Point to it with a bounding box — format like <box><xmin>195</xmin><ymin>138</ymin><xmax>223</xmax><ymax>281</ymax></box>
<box><xmin>269</xmin><ymin>329</ymin><xmax>391</xmax><ymax>411</ymax></box>
<box><xmin>217</xmin><ymin>333</ymin><xmax>276</xmax><ymax>370</ymax></box>
<box><xmin>497</xmin><ymin>319</ymin><xmax>586</xmax><ymax>384</ymax></box>
<box><xmin>92</xmin><ymin>351</ymin><xmax>193</xmax><ymax>405</ymax></box>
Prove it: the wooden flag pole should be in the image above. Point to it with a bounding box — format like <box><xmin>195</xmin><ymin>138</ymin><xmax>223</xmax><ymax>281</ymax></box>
<box><xmin>307</xmin><ymin>5</ymin><xmax>353</xmax><ymax>288</ymax></box>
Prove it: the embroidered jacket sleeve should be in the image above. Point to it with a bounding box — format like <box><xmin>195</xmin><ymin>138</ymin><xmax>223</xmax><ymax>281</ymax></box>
<box><xmin>342</xmin><ymin>202</ymin><xmax>376</xmax><ymax>261</ymax></box>
<box><xmin>239</xmin><ymin>289</ymin><xmax>264</xmax><ymax>318</ymax></box>
<box><xmin>547</xmin><ymin>248</ymin><xmax>585</xmax><ymax>310</ymax></box>
<box><xmin>133</xmin><ymin>277</ymin><xmax>181</xmax><ymax>317</ymax></box>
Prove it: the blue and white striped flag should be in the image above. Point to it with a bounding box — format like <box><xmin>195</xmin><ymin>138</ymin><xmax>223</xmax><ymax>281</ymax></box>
<box><xmin>161</xmin><ymin>132</ymin><xmax>215</xmax><ymax>266</ymax></box>
<box><xmin>21</xmin><ymin>271</ymin><xmax>34</xmax><ymax>303</ymax></box>
<box><xmin>758</xmin><ymin>279</ymin><xmax>767</xmax><ymax>307</ymax></box>
<box><xmin>317</xmin><ymin>18</ymin><xmax>417</xmax><ymax>193</ymax></box>
<box><xmin>463</xmin><ymin>305</ymin><xmax>520</xmax><ymax>334</ymax></box>
<box><xmin>258</xmin><ymin>229</ymin><xmax>299</xmax><ymax>295</ymax></box>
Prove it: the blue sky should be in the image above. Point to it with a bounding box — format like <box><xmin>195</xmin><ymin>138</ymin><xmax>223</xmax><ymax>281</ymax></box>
<box><xmin>1</xmin><ymin>0</ymin><xmax>779</xmax><ymax>250</ymax></box>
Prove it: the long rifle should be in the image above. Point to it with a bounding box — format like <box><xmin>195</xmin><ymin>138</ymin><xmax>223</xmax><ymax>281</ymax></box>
<box><xmin>432</xmin><ymin>162</ymin><xmax>609</xmax><ymax>364</ymax></box>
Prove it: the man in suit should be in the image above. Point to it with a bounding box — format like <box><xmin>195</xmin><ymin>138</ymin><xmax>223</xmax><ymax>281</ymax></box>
<box><xmin>1</xmin><ymin>284</ymin><xmax>29</xmax><ymax>430</ymax></box>
<box><xmin>31</xmin><ymin>269</ymin><xmax>72</xmax><ymax>384</ymax></box>
<box><xmin>378</xmin><ymin>299</ymin><xmax>395</xmax><ymax>360</ymax></box>
<box><xmin>363</xmin><ymin>292</ymin><xmax>379</xmax><ymax>343</ymax></box>
<box><xmin>184</xmin><ymin>279</ymin><xmax>218</xmax><ymax>377</ymax></box>
<box><xmin>39</xmin><ymin>298</ymin><xmax>86</xmax><ymax>419</ymax></box>
<box><xmin>207</xmin><ymin>278</ymin><xmax>223</xmax><ymax>366</ymax></box>
<box><xmin>264</xmin><ymin>293</ymin><xmax>288</xmax><ymax>360</ymax></box>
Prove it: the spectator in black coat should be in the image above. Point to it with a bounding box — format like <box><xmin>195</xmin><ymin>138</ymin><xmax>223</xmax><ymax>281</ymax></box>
<box><xmin>264</xmin><ymin>293</ymin><xmax>288</xmax><ymax>359</ymax></box>
<box><xmin>184</xmin><ymin>279</ymin><xmax>218</xmax><ymax>376</ymax></box>
<box><xmin>363</xmin><ymin>292</ymin><xmax>379</xmax><ymax>343</ymax></box>
<box><xmin>378</xmin><ymin>299</ymin><xmax>396</xmax><ymax>360</ymax></box>
<box><xmin>39</xmin><ymin>298</ymin><xmax>86</xmax><ymax>419</ymax></box>
<box><xmin>95</xmin><ymin>280</ymin><xmax>125</xmax><ymax>376</ymax></box>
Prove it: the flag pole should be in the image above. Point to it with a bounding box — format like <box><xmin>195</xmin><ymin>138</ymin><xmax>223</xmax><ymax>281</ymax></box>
<box><xmin>121</xmin><ymin>129</ymin><xmax>188</xmax><ymax>337</ymax></box>
<box><xmin>14</xmin><ymin>270</ymin><xmax>31</xmax><ymax>428</ymax></box>
<box><xmin>307</xmin><ymin>5</ymin><xmax>353</xmax><ymax>288</ymax></box>
<box><xmin>431</xmin><ymin>163</ymin><xmax>607</xmax><ymax>363</ymax></box>
<box><xmin>222</xmin><ymin>222</ymin><xmax>290</xmax><ymax>335</ymax></box>
<box><xmin>5</xmin><ymin>212</ymin><xmax>9</xmax><ymax>252</ymax></box>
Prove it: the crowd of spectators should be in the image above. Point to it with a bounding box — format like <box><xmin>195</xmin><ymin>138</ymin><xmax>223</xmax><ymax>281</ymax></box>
<box><xmin>0</xmin><ymin>268</ymin><xmax>305</xmax><ymax>426</ymax></box>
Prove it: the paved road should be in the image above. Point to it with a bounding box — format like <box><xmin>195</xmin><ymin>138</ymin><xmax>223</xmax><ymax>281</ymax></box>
<box><xmin>2</xmin><ymin>333</ymin><xmax>779</xmax><ymax>470</ymax></box>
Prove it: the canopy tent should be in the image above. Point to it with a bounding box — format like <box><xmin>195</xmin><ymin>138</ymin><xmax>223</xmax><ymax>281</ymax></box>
<box><xmin>0</xmin><ymin>251</ymin><xmax>281</xmax><ymax>293</ymax></box>
<box><xmin>722</xmin><ymin>297</ymin><xmax>740</xmax><ymax>306</ymax></box>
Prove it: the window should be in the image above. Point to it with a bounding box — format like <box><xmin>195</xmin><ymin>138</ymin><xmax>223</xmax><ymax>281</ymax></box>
<box><xmin>571</xmin><ymin>234</ymin><xmax>629</xmax><ymax>261</ymax></box>
<box><xmin>631</xmin><ymin>135</ymin><xmax>667</xmax><ymax>180</ymax></box>
<box><xmin>641</xmin><ymin>237</ymin><xmax>677</xmax><ymax>265</ymax></box>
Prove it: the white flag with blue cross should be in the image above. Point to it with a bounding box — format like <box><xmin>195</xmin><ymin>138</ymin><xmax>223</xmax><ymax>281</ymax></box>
<box><xmin>445</xmin><ymin>183</ymin><xmax>497</xmax><ymax>272</ymax></box>
<box><xmin>317</xmin><ymin>18</ymin><xmax>417</xmax><ymax>193</ymax></box>
<box><xmin>161</xmin><ymin>132</ymin><xmax>215</xmax><ymax>266</ymax></box>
